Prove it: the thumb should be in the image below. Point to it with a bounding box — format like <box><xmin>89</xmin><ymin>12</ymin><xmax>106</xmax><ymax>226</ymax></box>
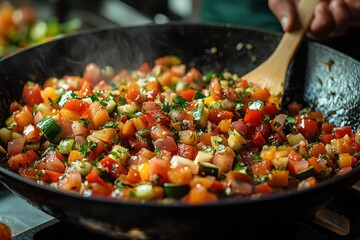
<box><xmin>268</xmin><ymin>0</ymin><xmax>298</xmax><ymax>32</ymax></box>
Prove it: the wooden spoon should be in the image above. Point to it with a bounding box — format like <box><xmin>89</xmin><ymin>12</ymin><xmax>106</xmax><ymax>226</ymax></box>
<box><xmin>241</xmin><ymin>0</ymin><xmax>320</xmax><ymax>96</ymax></box>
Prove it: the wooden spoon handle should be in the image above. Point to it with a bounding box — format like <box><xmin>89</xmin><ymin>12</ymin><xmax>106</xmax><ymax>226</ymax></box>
<box><xmin>268</xmin><ymin>0</ymin><xmax>320</xmax><ymax>66</ymax></box>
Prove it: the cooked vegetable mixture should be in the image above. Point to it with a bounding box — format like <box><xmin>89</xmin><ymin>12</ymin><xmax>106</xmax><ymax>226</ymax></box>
<box><xmin>1</xmin><ymin>56</ymin><xmax>360</xmax><ymax>204</ymax></box>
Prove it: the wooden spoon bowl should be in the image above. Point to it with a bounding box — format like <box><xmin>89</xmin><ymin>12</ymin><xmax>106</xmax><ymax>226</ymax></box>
<box><xmin>241</xmin><ymin>0</ymin><xmax>320</xmax><ymax>96</ymax></box>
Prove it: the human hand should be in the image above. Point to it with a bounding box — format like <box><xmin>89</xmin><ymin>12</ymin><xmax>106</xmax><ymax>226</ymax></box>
<box><xmin>268</xmin><ymin>0</ymin><xmax>360</xmax><ymax>40</ymax></box>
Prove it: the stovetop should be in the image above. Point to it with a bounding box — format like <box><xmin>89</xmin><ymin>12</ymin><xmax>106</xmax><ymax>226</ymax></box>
<box><xmin>2</xmin><ymin>183</ymin><xmax>360</xmax><ymax>240</ymax></box>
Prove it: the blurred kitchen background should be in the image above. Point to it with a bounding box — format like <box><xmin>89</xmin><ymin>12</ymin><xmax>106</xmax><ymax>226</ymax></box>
<box><xmin>0</xmin><ymin>0</ymin><xmax>359</xmax><ymax>59</ymax></box>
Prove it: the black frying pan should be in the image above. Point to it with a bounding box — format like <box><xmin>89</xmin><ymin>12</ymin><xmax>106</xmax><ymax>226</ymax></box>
<box><xmin>0</xmin><ymin>23</ymin><xmax>360</xmax><ymax>239</ymax></box>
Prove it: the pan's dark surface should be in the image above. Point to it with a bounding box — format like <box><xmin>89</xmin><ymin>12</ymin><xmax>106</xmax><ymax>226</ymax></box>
<box><xmin>0</xmin><ymin>23</ymin><xmax>359</xmax><ymax>238</ymax></box>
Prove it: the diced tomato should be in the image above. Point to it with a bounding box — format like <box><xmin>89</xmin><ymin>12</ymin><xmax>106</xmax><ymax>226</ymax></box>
<box><xmin>41</xmin><ymin>170</ymin><xmax>62</xmax><ymax>183</ymax></box>
<box><xmin>142</xmin><ymin>101</ymin><xmax>161</xmax><ymax>112</ymax></box>
<box><xmin>138</xmin><ymin>63</ymin><xmax>150</xmax><ymax>74</ymax></box>
<box><xmin>145</xmin><ymin>110</ymin><xmax>169</xmax><ymax>128</ymax></box>
<box><xmin>321</xmin><ymin>122</ymin><xmax>335</xmax><ymax>133</ymax></box>
<box><xmin>153</xmin><ymin>136</ymin><xmax>178</xmax><ymax>153</ymax></box>
<box><xmin>129</xmin><ymin>135</ymin><xmax>150</xmax><ymax>151</ymax></box>
<box><xmin>230</xmin><ymin>120</ymin><xmax>248</xmax><ymax>136</ymax></box>
<box><xmin>7</xmin><ymin>150</ymin><xmax>39</xmax><ymax>172</ymax></box>
<box><xmin>126</xmin><ymin>82</ymin><xmax>144</xmax><ymax>105</ymax></box>
<box><xmin>209</xmin><ymin>179</ymin><xmax>225</xmax><ymax>194</ymax></box>
<box><xmin>150</xmin><ymin>125</ymin><xmax>174</xmax><ymax>140</ymax></box>
<box><xmin>88</xmin><ymin>139</ymin><xmax>110</xmax><ymax>161</ymax></box>
<box><xmin>244</xmin><ymin>109</ymin><xmax>264</xmax><ymax>127</ymax></box>
<box><xmin>287</xmin><ymin>102</ymin><xmax>303</xmax><ymax>116</ymax></box>
<box><xmin>254</xmin><ymin>183</ymin><xmax>273</xmax><ymax>194</ymax></box>
<box><xmin>226</xmin><ymin>171</ymin><xmax>254</xmax><ymax>184</ymax></box>
<box><xmin>252</xmin><ymin>159</ymin><xmax>271</xmax><ymax>176</ymax></box>
<box><xmin>9</xmin><ymin>100</ymin><xmax>22</xmax><ymax>114</ymax></box>
<box><xmin>149</xmin><ymin>157</ymin><xmax>170</xmax><ymax>182</ymax></box>
<box><xmin>171</xmin><ymin>64</ymin><xmax>186</xmax><ymax>77</ymax></box>
<box><xmin>308</xmin><ymin>157</ymin><xmax>327</xmax><ymax>173</ymax></box>
<box><xmin>145</xmin><ymin>80</ymin><xmax>162</xmax><ymax>100</ymax></box>
<box><xmin>296</xmin><ymin>118</ymin><xmax>319</xmax><ymax>140</ymax></box>
<box><xmin>78</xmin><ymin>79</ymin><xmax>93</xmax><ymax>97</ymax></box>
<box><xmin>19</xmin><ymin>167</ymin><xmax>41</xmax><ymax>181</ymax></box>
<box><xmin>213</xmin><ymin>147</ymin><xmax>236</xmax><ymax>174</ymax></box>
<box><xmin>180</xmin><ymin>89</ymin><xmax>196</xmax><ymax>101</ymax></box>
<box><xmin>236</xmin><ymin>80</ymin><xmax>249</xmax><ymax>89</ymax></box>
<box><xmin>127</xmin><ymin>167</ymin><xmax>141</xmax><ymax>184</ymax></box>
<box><xmin>250</xmin><ymin>131</ymin><xmax>266</xmax><ymax>147</ymax></box>
<box><xmin>83</xmin><ymin>63</ymin><xmax>102</xmax><ymax>87</ymax></box>
<box><xmin>334</xmin><ymin>126</ymin><xmax>352</xmax><ymax>139</ymax></box>
<box><xmin>263</xmin><ymin>103</ymin><xmax>278</xmax><ymax>116</ymax></box>
<box><xmin>177</xmin><ymin>143</ymin><xmax>198</xmax><ymax>160</ymax></box>
<box><xmin>22</xmin><ymin>82</ymin><xmax>43</xmax><ymax>107</ymax></box>
<box><xmin>319</xmin><ymin>133</ymin><xmax>333</xmax><ymax>144</ymax></box>
<box><xmin>287</xmin><ymin>159</ymin><xmax>309</xmax><ymax>176</ymax></box>
<box><xmin>288</xmin><ymin>150</ymin><xmax>302</xmax><ymax>162</ymax></box>
<box><xmin>99</xmin><ymin>156</ymin><xmax>126</xmax><ymax>178</ymax></box>
<box><xmin>13</xmin><ymin>106</ymin><xmax>33</xmax><ymax>132</ymax></box>
<box><xmin>209</xmin><ymin>78</ymin><xmax>223</xmax><ymax>100</ymax></box>
<box><xmin>85</xmin><ymin>169</ymin><xmax>115</xmax><ymax>194</ymax></box>
<box><xmin>85</xmin><ymin>169</ymin><xmax>104</xmax><ymax>185</ymax></box>
<box><xmin>208</xmin><ymin>108</ymin><xmax>234</xmax><ymax>124</ymax></box>
<box><xmin>63</xmin><ymin>99</ymin><xmax>89</xmax><ymax>115</ymax></box>
<box><xmin>224</xmin><ymin>88</ymin><xmax>238</xmax><ymax>101</ymax></box>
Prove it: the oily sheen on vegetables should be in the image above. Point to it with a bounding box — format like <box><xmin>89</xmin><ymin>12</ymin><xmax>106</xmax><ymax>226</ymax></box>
<box><xmin>1</xmin><ymin>56</ymin><xmax>359</xmax><ymax>204</ymax></box>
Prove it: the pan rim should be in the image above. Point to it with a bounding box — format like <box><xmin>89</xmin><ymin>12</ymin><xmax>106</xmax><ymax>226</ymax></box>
<box><xmin>0</xmin><ymin>22</ymin><xmax>359</xmax><ymax>210</ymax></box>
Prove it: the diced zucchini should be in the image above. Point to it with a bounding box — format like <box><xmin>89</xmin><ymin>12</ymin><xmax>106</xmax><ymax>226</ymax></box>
<box><xmin>0</xmin><ymin>145</ymin><xmax>6</xmax><ymax>155</ymax></box>
<box><xmin>36</xmin><ymin>115</ymin><xmax>61</xmax><ymax>140</ymax></box>
<box><xmin>228</xmin><ymin>130</ymin><xmax>247</xmax><ymax>151</ymax></box>
<box><xmin>194</xmin><ymin>151</ymin><xmax>213</xmax><ymax>164</ymax></box>
<box><xmin>117</xmin><ymin>104</ymin><xmax>138</xmax><ymax>115</ymax></box>
<box><xmin>286</xmin><ymin>133</ymin><xmax>306</xmax><ymax>146</ymax></box>
<box><xmin>0</xmin><ymin>127</ymin><xmax>12</xmax><ymax>145</ymax></box>
<box><xmin>5</xmin><ymin>116</ymin><xmax>16</xmax><ymax>129</ymax></box>
<box><xmin>106</xmin><ymin>99</ymin><xmax>117</xmax><ymax>113</ymax></box>
<box><xmin>164</xmin><ymin>183</ymin><xmax>190</xmax><ymax>199</ymax></box>
<box><xmin>192</xmin><ymin>107</ymin><xmax>209</xmax><ymax>128</ymax></box>
<box><xmin>219</xmin><ymin>80</ymin><xmax>228</xmax><ymax>89</ymax></box>
<box><xmin>36</xmin><ymin>103</ymin><xmax>52</xmax><ymax>115</ymax></box>
<box><xmin>296</xmin><ymin>166</ymin><xmax>315</xmax><ymax>180</ymax></box>
<box><xmin>271</xmin><ymin>157</ymin><xmax>289</xmax><ymax>170</ymax></box>
<box><xmin>133</xmin><ymin>184</ymin><xmax>155</xmax><ymax>200</ymax></box>
<box><xmin>57</xmin><ymin>139</ymin><xmax>75</xmax><ymax>154</ymax></box>
<box><xmin>24</xmin><ymin>143</ymin><xmax>40</xmax><ymax>151</ymax></box>
<box><xmin>211</xmin><ymin>135</ymin><xmax>224</xmax><ymax>150</ymax></box>
<box><xmin>109</xmin><ymin>145</ymin><xmax>130</xmax><ymax>164</ymax></box>
<box><xmin>11</xmin><ymin>132</ymin><xmax>23</xmax><ymax>140</ymax></box>
<box><xmin>199</xmin><ymin>162</ymin><xmax>219</xmax><ymax>178</ymax></box>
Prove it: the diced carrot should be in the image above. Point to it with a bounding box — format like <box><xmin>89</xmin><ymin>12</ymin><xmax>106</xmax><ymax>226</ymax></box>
<box><xmin>308</xmin><ymin>157</ymin><xmax>327</xmax><ymax>173</ymax></box>
<box><xmin>268</xmin><ymin>170</ymin><xmax>289</xmax><ymax>187</ymax></box>
<box><xmin>122</xmin><ymin>119</ymin><xmax>136</xmax><ymax>137</ymax></box>
<box><xmin>68</xmin><ymin>150</ymin><xmax>85</xmax><ymax>163</ymax></box>
<box><xmin>187</xmin><ymin>185</ymin><xmax>218</xmax><ymax>204</ymax></box>
<box><xmin>89</xmin><ymin>101</ymin><xmax>109</xmax><ymax>129</ymax></box>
